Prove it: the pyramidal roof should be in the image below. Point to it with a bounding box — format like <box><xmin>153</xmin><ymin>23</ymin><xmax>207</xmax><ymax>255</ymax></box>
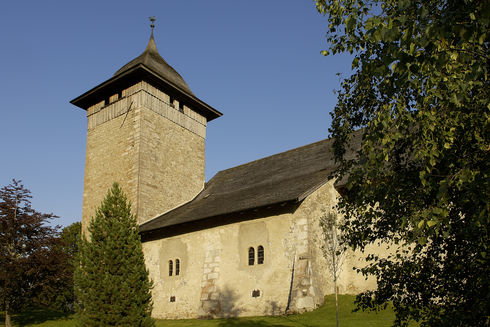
<box><xmin>114</xmin><ymin>32</ymin><xmax>194</xmax><ymax>96</ymax></box>
<box><xmin>70</xmin><ymin>31</ymin><xmax>222</xmax><ymax>120</ymax></box>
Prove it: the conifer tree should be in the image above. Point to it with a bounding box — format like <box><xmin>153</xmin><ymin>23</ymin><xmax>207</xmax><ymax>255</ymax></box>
<box><xmin>75</xmin><ymin>183</ymin><xmax>154</xmax><ymax>326</ymax></box>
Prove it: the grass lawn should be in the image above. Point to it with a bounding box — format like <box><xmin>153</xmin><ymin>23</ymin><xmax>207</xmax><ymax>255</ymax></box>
<box><xmin>1</xmin><ymin>295</ymin><xmax>407</xmax><ymax>327</ymax></box>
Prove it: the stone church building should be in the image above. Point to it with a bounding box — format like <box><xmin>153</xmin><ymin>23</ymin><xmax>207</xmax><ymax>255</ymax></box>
<box><xmin>71</xmin><ymin>31</ymin><xmax>378</xmax><ymax>319</ymax></box>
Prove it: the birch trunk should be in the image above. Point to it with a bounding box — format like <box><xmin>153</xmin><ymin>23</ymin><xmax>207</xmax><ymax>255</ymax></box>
<box><xmin>335</xmin><ymin>285</ymin><xmax>339</xmax><ymax>327</ymax></box>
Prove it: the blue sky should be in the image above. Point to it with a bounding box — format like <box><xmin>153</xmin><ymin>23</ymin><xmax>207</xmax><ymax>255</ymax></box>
<box><xmin>0</xmin><ymin>1</ymin><xmax>353</xmax><ymax>227</ymax></box>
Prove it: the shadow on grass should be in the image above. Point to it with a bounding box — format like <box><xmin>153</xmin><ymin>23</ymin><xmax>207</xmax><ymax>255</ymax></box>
<box><xmin>282</xmin><ymin>315</ymin><xmax>313</xmax><ymax>327</ymax></box>
<box><xmin>1</xmin><ymin>308</ymin><xmax>72</xmax><ymax>327</ymax></box>
<box><xmin>217</xmin><ymin>318</ymin><xmax>290</xmax><ymax>327</ymax></box>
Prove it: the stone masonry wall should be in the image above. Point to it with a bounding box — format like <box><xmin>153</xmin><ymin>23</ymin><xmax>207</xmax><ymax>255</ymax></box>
<box><xmin>81</xmin><ymin>106</ymin><xmax>139</xmax><ymax>233</ymax></box>
<box><xmin>199</xmin><ymin>249</ymin><xmax>222</xmax><ymax>318</ymax></box>
<box><xmin>143</xmin><ymin>212</ymin><xmax>295</xmax><ymax>319</ymax></box>
<box><xmin>307</xmin><ymin>181</ymin><xmax>382</xmax><ymax>297</ymax></box>
<box><xmin>142</xmin><ymin>181</ymin><xmax>385</xmax><ymax>319</ymax></box>
<box><xmin>137</xmin><ymin>107</ymin><xmax>205</xmax><ymax>222</ymax></box>
<box><xmin>82</xmin><ymin>81</ymin><xmax>206</xmax><ymax>231</ymax></box>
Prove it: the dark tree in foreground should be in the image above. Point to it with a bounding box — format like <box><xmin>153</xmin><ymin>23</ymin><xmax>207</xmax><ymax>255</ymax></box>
<box><xmin>57</xmin><ymin>222</ymin><xmax>81</xmax><ymax>311</ymax></box>
<box><xmin>316</xmin><ymin>0</ymin><xmax>489</xmax><ymax>326</ymax></box>
<box><xmin>33</xmin><ymin>222</ymin><xmax>81</xmax><ymax>312</ymax></box>
<box><xmin>75</xmin><ymin>183</ymin><xmax>154</xmax><ymax>327</ymax></box>
<box><xmin>0</xmin><ymin>180</ymin><xmax>59</xmax><ymax>327</ymax></box>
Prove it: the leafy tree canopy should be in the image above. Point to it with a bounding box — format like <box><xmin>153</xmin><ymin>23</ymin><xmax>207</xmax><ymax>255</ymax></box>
<box><xmin>34</xmin><ymin>222</ymin><xmax>81</xmax><ymax>312</ymax></box>
<box><xmin>75</xmin><ymin>183</ymin><xmax>154</xmax><ymax>327</ymax></box>
<box><xmin>0</xmin><ymin>180</ymin><xmax>60</xmax><ymax>327</ymax></box>
<box><xmin>316</xmin><ymin>0</ymin><xmax>489</xmax><ymax>326</ymax></box>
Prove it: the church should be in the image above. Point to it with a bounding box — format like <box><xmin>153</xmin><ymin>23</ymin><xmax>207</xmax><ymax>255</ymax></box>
<box><xmin>70</xmin><ymin>28</ymin><xmax>379</xmax><ymax>319</ymax></box>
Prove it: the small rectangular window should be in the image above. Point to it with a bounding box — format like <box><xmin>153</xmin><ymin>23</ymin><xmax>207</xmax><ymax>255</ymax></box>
<box><xmin>170</xmin><ymin>296</ymin><xmax>176</xmax><ymax>302</ymax></box>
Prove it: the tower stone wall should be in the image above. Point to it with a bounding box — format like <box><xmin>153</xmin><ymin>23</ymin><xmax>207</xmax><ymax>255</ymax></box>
<box><xmin>82</xmin><ymin>81</ymin><xmax>206</xmax><ymax>232</ymax></box>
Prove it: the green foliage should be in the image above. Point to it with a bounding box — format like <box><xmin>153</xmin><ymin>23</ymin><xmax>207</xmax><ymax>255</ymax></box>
<box><xmin>40</xmin><ymin>222</ymin><xmax>81</xmax><ymax>312</ymax></box>
<box><xmin>319</xmin><ymin>211</ymin><xmax>346</xmax><ymax>283</ymax></box>
<box><xmin>74</xmin><ymin>183</ymin><xmax>154</xmax><ymax>327</ymax></box>
<box><xmin>316</xmin><ymin>0</ymin><xmax>489</xmax><ymax>326</ymax></box>
<box><xmin>0</xmin><ymin>180</ymin><xmax>60</xmax><ymax>326</ymax></box>
<box><xmin>60</xmin><ymin>223</ymin><xmax>81</xmax><ymax>261</ymax></box>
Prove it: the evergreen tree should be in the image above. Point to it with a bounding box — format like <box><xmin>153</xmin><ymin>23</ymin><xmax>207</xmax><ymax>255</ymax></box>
<box><xmin>75</xmin><ymin>183</ymin><xmax>154</xmax><ymax>326</ymax></box>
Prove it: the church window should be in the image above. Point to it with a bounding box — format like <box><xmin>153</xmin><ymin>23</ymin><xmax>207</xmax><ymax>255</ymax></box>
<box><xmin>175</xmin><ymin>259</ymin><xmax>180</xmax><ymax>276</ymax></box>
<box><xmin>168</xmin><ymin>260</ymin><xmax>173</xmax><ymax>276</ymax></box>
<box><xmin>170</xmin><ymin>296</ymin><xmax>176</xmax><ymax>302</ymax></box>
<box><xmin>257</xmin><ymin>245</ymin><xmax>264</xmax><ymax>264</ymax></box>
<box><xmin>252</xmin><ymin>289</ymin><xmax>261</xmax><ymax>297</ymax></box>
<box><xmin>248</xmin><ymin>247</ymin><xmax>255</xmax><ymax>266</ymax></box>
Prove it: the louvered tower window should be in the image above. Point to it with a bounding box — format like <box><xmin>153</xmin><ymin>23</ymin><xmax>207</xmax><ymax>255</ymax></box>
<box><xmin>168</xmin><ymin>260</ymin><xmax>173</xmax><ymax>276</ymax></box>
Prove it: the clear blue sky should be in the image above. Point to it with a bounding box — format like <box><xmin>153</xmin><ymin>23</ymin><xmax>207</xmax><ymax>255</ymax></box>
<box><xmin>0</xmin><ymin>1</ymin><xmax>353</xmax><ymax>227</ymax></box>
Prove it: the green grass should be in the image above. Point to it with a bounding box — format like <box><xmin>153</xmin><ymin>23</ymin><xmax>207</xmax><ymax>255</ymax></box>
<box><xmin>0</xmin><ymin>308</ymin><xmax>74</xmax><ymax>327</ymax></box>
<box><xmin>1</xmin><ymin>295</ymin><xmax>409</xmax><ymax>327</ymax></box>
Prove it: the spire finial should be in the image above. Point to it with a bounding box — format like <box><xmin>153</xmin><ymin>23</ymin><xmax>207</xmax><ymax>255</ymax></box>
<box><xmin>149</xmin><ymin>16</ymin><xmax>156</xmax><ymax>35</ymax></box>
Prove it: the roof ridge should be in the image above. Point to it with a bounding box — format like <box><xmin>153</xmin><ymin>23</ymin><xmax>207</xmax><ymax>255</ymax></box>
<box><xmin>204</xmin><ymin>167</ymin><xmax>331</xmax><ymax>197</ymax></box>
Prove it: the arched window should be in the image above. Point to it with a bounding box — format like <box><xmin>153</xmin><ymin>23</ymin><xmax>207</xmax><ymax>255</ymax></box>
<box><xmin>168</xmin><ymin>260</ymin><xmax>173</xmax><ymax>276</ymax></box>
<box><xmin>175</xmin><ymin>259</ymin><xmax>180</xmax><ymax>276</ymax></box>
<box><xmin>248</xmin><ymin>247</ymin><xmax>255</xmax><ymax>266</ymax></box>
<box><xmin>257</xmin><ymin>245</ymin><xmax>264</xmax><ymax>264</ymax></box>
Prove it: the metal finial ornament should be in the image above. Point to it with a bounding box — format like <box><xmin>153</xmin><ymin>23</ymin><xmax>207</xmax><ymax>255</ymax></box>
<box><xmin>149</xmin><ymin>16</ymin><xmax>156</xmax><ymax>31</ymax></box>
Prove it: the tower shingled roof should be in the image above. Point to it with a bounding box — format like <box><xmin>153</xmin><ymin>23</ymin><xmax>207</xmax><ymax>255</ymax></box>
<box><xmin>114</xmin><ymin>32</ymin><xmax>194</xmax><ymax>96</ymax></box>
<box><xmin>70</xmin><ymin>32</ymin><xmax>222</xmax><ymax>120</ymax></box>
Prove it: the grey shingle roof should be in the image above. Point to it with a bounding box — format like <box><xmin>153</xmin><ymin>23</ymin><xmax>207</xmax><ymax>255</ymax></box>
<box><xmin>114</xmin><ymin>33</ymin><xmax>194</xmax><ymax>96</ymax></box>
<box><xmin>139</xmin><ymin>133</ymin><xmax>361</xmax><ymax>234</ymax></box>
<box><xmin>70</xmin><ymin>34</ymin><xmax>222</xmax><ymax>121</ymax></box>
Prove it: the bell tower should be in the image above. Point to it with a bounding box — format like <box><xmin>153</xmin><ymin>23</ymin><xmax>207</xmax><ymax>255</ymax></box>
<box><xmin>71</xmin><ymin>23</ymin><xmax>222</xmax><ymax>232</ymax></box>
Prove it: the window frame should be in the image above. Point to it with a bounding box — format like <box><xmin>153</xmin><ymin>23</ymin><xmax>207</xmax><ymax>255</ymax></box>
<box><xmin>168</xmin><ymin>260</ymin><xmax>173</xmax><ymax>276</ymax></box>
<box><xmin>175</xmin><ymin>258</ymin><xmax>180</xmax><ymax>276</ymax></box>
<box><xmin>248</xmin><ymin>247</ymin><xmax>255</xmax><ymax>266</ymax></box>
<box><xmin>257</xmin><ymin>245</ymin><xmax>264</xmax><ymax>264</ymax></box>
